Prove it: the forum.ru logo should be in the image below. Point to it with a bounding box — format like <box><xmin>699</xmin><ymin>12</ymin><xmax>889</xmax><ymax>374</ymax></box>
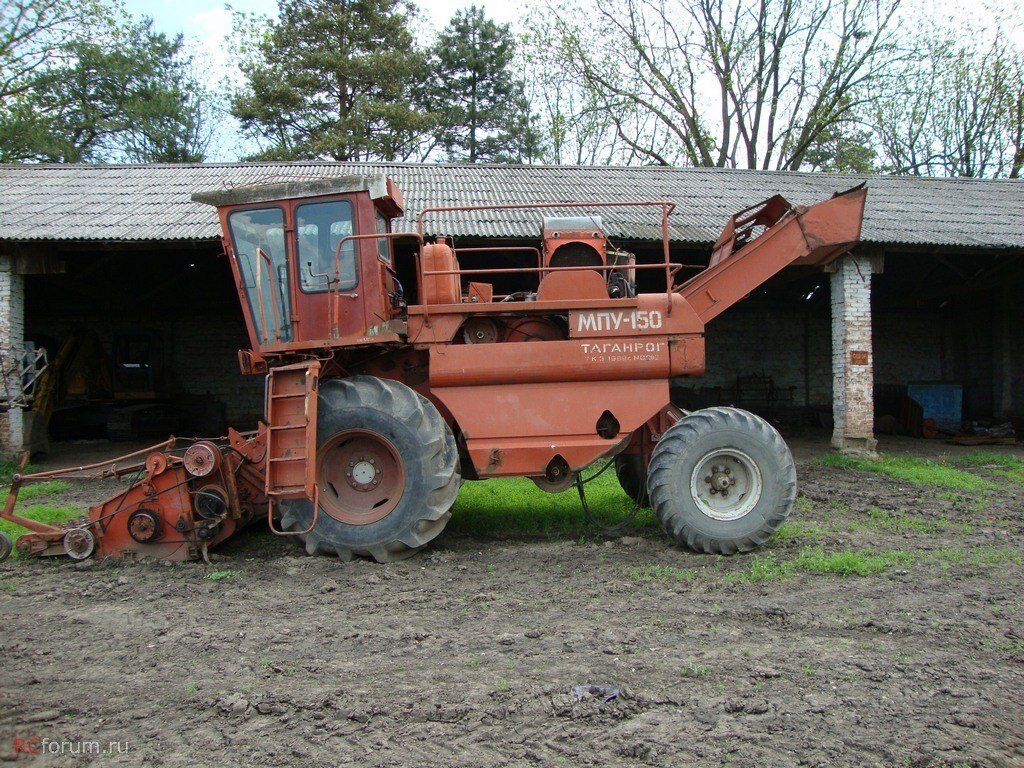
<box><xmin>13</xmin><ymin>737</ymin><xmax>130</xmax><ymax>756</ymax></box>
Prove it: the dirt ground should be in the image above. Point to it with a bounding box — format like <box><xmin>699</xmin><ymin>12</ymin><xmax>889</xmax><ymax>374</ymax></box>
<box><xmin>1</xmin><ymin>437</ymin><xmax>1023</xmax><ymax>767</ymax></box>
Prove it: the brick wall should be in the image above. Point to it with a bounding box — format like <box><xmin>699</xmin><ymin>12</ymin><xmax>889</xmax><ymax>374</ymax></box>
<box><xmin>680</xmin><ymin>306</ymin><xmax>832</xmax><ymax>408</ymax></box>
<box><xmin>830</xmin><ymin>254</ymin><xmax>876</xmax><ymax>453</ymax></box>
<box><xmin>0</xmin><ymin>254</ymin><xmax>25</xmax><ymax>456</ymax></box>
<box><xmin>26</xmin><ymin>312</ymin><xmax>263</xmax><ymax>429</ymax></box>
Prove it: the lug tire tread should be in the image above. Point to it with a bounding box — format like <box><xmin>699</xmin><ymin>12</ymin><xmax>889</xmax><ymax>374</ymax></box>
<box><xmin>279</xmin><ymin>376</ymin><xmax>460</xmax><ymax>563</ymax></box>
<box><xmin>647</xmin><ymin>407</ymin><xmax>796</xmax><ymax>554</ymax></box>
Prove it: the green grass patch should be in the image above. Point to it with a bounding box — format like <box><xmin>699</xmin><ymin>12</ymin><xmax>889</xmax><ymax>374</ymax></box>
<box><xmin>16</xmin><ymin>480</ymin><xmax>70</xmax><ymax>501</ymax></box>
<box><xmin>813</xmin><ymin>453</ymin><xmax>995</xmax><ymax>492</ymax></box>
<box><xmin>953</xmin><ymin>451</ymin><xmax>1024</xmax><ymax>483</ymax></box>
<box><xmin>628</xmin><ymin>564</ymin><xmax>698</xmax><ymax>583</ymax></box>
<box><xmin>965</xmin><ymin>547</ymin><xmax>1023</xmax><ymax>566</ymax></box>
<box><xmin>0</xmin><ymin>503</ymin><xmax>83</xmax><ymax>559</ymax></box>
<box><xmin>728</xmin><ymin>544</ymin><xmax>1023</xmax><ymax>583</ymax></box>
<box><xmin>775</xmin><ymin>520</ymin><xmax>827</xmax><ymax>542</ymax></box>
<box><xmin>205</xmin><ymin>569</ymin><xmax>241</xmax><ymax>581</ymax></box>
<box><xmin>984</xmin><ymin>638</ymin><xmax>1024</xmax><ymax>655</ymax></box>
<box><xmin>861</xmin><ymin>506</ymin><xmax>972</xmax><ymax>535</ymax></box>
<box><xmin>728</xmin><ymin>547</ymin><xmax>916</xmax><ymax>582</ymax></box>
<box><xmin>0</xmin><ymin>503</ymin><xmax>82</xmax><ymax>538</ymax></box>
<box><xmin>449</xmin><ymin>470</ymin><xmax>657</xmax><ymax>536</ymax></box>
<box><xmin>680</xmin><ymin>662</ymin><xmax>709</xmax><ymax>677</ymax></box>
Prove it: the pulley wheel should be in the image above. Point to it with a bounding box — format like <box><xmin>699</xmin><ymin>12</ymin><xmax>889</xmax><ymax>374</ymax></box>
<box><xmin>184</xmin><ymin>442</ymin><xmax>221</xmax><ymax>477</ymax></box>
<box><xmin>145</xmin><ymin>453</ymin><xmax>168</xmax><ymax>476</ymax></box>
<box><xmin>127</xmin><ymin>509</ymin><xmax>162</xmax><ymax>543</ymax></box>
<box><xmin>462</xmin><ymin>318</ymin><xmax>499</xmax><ymax>344</ymax></box>
<box><xmin>63</xmin><ymin>528</ymin><xmax>96</xmax><ymax>560</ymax></box>
<box><xmin>194</xmin><ymin>485</ymin><xmax>229</xmax><ymax>520</ymax></box>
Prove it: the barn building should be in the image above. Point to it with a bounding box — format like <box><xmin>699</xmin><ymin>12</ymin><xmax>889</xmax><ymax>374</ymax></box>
<box><xmin>0</xmin><ymin>162</ymin><xmax>1021</xmax><ymax>459</ymax></box>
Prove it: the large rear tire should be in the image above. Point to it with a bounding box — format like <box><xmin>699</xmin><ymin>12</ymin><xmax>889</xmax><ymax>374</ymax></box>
<box><xmin>647</xmin><ymin>407</ymin><xmax>796</xmax><ymax>554</ymax></box>
<box><xmin>278</xmin><ymin>376</ymin><xmax>460</xmax><ymax>563</ymax></box>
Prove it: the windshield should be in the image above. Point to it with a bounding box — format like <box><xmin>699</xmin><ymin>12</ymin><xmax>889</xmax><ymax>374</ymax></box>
<box><xmin>227</xmin><ymin>207</ymin><xmax>293</xmax><ymax>344</ymax></box>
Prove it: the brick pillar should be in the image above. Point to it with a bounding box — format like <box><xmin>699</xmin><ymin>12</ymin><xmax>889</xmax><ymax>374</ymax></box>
<box><xmin>830</xmin><ymin>253</ymin><xmax>877</xmax><ymax>455</ymax></box>
<box><xmin>0</xmin><ymin>254</ymin><xmax>25</xmax><ymax>458</ymax></box>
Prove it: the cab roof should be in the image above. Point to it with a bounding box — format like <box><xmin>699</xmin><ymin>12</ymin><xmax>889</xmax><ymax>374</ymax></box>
<box><xmin>191</xmin><ymin>174</ymin><xmax>397</xmax><ymax>210</ymax></box>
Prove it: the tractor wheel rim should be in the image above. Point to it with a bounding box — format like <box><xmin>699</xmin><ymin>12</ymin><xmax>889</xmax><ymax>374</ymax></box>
<box><xmin>689</xmin><ymin>448</ymin><xmax>762</xmax><ymax>521</ymax></box>
<box><xmin>317</xmin><ymin>429</ymin><xmax>405</xmax><ymax>525</ymax></box>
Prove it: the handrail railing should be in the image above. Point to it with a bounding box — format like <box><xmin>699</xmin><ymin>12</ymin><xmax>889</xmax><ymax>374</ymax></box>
<box><xmin>255</xmin><ymin>247</ymin><xmax>283</xmax><ymax>345</ymax></box>
<box><xmin>453</xmin><ymin>246</ymin><xmax>543</xmax><ymax>271</ymax></box>
<box><xmin>416</xmin><ymin>200</ymin><xmax>678</xmax><ymax>311</ymax></box>
<box><xmin>322</xmin><ymin>232</ymin><xmax>424</xmax><ymax>339</ymax></box>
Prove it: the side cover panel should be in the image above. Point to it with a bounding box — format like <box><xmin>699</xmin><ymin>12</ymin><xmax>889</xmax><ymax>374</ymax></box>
<box><xmin>429</xmin><ymin>338</ymin><xmax>673</xmax><ymax>477</ymax></box>
<box><xmin>434</xmin><ymin>379</ymin><xmax>670</xmax><ymax>477</ymax></box>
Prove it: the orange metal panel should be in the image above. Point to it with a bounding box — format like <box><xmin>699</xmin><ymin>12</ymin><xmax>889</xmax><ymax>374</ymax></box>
<box><xmin>434</xmin><ymin>379</ymin><xmax>669</xmax><ymax>476</ymax></box>
<box><xmin>429</xmin><ymin>338</ymin><xmax>671</xmax><ymax>388</ymax></box>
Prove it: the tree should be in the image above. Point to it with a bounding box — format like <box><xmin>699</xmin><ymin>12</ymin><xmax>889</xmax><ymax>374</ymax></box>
<box><xmin>428</xmin><ymin>6</ymin><xmax>540</xmax><ymax>163</ymax></box>
<box><xmin>873</xmin><ymin>31</ymin><xmax>1023</xmax><ymax>178</ymax></box>
<box><xmin>800</xmin><ymin>98</ymin><xmax>877</xmax><ymax>173</ymax></box>
<box><xmin>1</xmin><ymin>0</ymin><xmax>107</xmax><ymax>105</ymax></box>
<box><xmin>0</xmin><ymin>8</ymin><xmax>213</xmax><ymax>163</ymax></box>
<box><xmin>231</xmin><ymin>0</ymin><xmax>432</xmax><ymax>162</ymax></box>
<box><xmin>534</xmin><ymin>0</ymin><xmax>904</xmax><ymax>170</ymax></box>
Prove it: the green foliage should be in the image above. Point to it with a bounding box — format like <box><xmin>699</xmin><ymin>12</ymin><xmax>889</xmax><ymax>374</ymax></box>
<box><xmin>966</xmin><ymin>547</ymin><xmax>1023</xmax><ymax>566</ymax></box>
<box><xmin>205</xmin><ymin>569</ymin><xmax>242</xmax><ymax>581</ymax></box>
<box><xmin>727</xmin><ymin>544</ymin><xmax>1023</xmax><ymax>583</ymax></box>
<box><xmin>0</xmin><ymin>460</ymin><xmax>32</xmax><ymax>485</ymax></box>
<box><xmin>427</xmin><ymin>5</ymin><xmax>540</xmax><ymax>162</ymax></box>
<box><xmin>813</xmin><ymin>453</ymin><xmax>995</xmax><ymax>492</ymax></box>
<box><xmin>873</xmin><ymin>29</ymin><xmax>1024</xmax><ymax>178</ymax></box>
<box><xmin>728</xmin><ymin>547</ymin><xmax>916</xmax><ymax>582</ymax></box>
<box><xmin>680</xmin><ymin>662</ymin><xmax>709</xmax><ymax>677</ymax></box>
<box><xmin>1</xmin><ymin>13</ymin><xmax>211</xmax><ymax>162</ymax></box>
<box><xmin>231</xmin><ymin>0</ymin><xmax>432</xmax><ymax>161</ymax></box>
<box><xmin>775</xmin><ymin>520</ymin><xmax>827</xmax><ymax>542</ymax></box>
<box><xmin>448</xmin><ymin>470</ymin><xmax>656</xmax><ymax>536</ymax></box>
<box><xmin>953</xmin><ymin>452</ymin><xmax>1024</xmax><ymax>483</ymax></box>
<box><xmin>801</xmin><ymin>117</ymin><xmax>878</xmax><ymax>173</ymax></box>
<box><xmin>983</xmin><ymin>638</ymin><xmax>1024</xmax><ymax>655</ymax></box>
<box><xmin>17</xmin><ymin>481</ymin><xmax>70</xmax><ymax>500</ymax></box>
<box><xmin>0</xmin><ymin>504</ymin><xmax>83</xmax><ymax>556</ymax></box>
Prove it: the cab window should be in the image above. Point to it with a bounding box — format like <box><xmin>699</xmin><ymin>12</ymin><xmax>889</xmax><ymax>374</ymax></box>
<box><xmin>227</xmin><ymin>207</ymin><xmax>292</xmax><ymax>344</ymax></box>
<box><xmin>297</xmin><ymin>200</ymin><xmax>356</xmax><ymax>292</ymax></box>
<box><xmin>375</xmin><ymin>210</ymin><xmax>391</xmax><ymax>263</ymax></box>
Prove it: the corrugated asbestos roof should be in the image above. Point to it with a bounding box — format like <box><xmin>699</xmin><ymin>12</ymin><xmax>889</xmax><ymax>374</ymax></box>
<box><xmin>0</xmin><ymin>162</ymin><xmax>1022</xmax><ymax>249</ymax></box>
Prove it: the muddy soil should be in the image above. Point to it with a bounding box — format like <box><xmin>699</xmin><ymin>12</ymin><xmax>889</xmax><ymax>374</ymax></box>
<box><xmin>1</xmin><ymin>455</ymin><xmax>1023</xmax><ymax>767</ymax></box>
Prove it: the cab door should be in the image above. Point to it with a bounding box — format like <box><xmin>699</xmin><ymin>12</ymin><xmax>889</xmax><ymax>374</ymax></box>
<box><xmin>290</xmin><ymin>196</ymin><xmax>365</xmax><ymax>342</ymax></box>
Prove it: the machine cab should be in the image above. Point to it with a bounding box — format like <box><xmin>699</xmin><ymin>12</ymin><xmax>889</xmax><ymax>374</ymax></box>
<box><xmin>193</xmin><ymin>175</ymin><xmax>405</xmax><ymax>354</ymax></box>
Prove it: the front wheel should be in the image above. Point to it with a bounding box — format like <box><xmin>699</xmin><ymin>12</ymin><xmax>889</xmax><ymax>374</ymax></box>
<box><xmin>279</xmin><ymin>376</ymin><xmax>461</xmax><ymax>563</ymax></box>
<box><xmin>647</xmin><ymin>407</ymin><xmax>796</xmax><ymax>554</ymax></box>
